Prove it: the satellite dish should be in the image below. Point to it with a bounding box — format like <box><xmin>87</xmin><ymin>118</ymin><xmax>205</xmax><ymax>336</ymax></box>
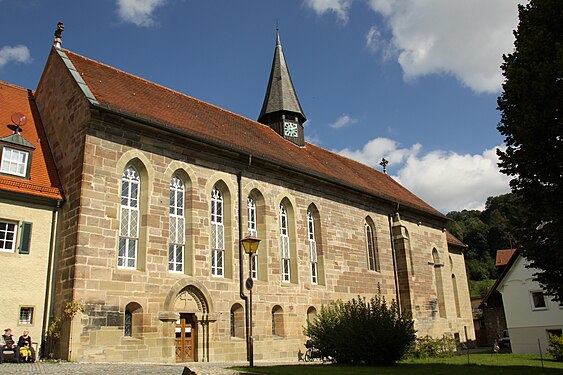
<box><xmin>11</xmin><ymin>112</ymin><xmax>27</xmax><ymax>127</ymax></box>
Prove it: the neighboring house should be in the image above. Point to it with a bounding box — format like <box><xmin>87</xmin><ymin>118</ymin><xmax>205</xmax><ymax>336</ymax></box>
<box><xmin>12</xmin><ymin>30</ymin><xmax>475</xmax><ymax>363</ymax></box>
<box><xmin>478</xmin><ymin>249</ymin><xmax>515</xmax><ymax>347</ymax></box>
<box><xmin>496</xmin><ymin>252</ymin><xmax>563</xmax><ymax>354</ymax></box>
<box><xmin>0</xmin><ymin>81</ymin><xmax>64</xmax><ymax>350</ymax></box>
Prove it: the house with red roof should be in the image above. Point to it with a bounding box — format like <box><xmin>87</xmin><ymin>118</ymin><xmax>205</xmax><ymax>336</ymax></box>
<box><xmin>0</xmin><ymin>81</ymin><xmax>63</xmax><ymax>353</ymax></box>
<box><xmin>15</xmin><ymin>28</ymin><xmax>475</xmax><ymax>363</ymax></box>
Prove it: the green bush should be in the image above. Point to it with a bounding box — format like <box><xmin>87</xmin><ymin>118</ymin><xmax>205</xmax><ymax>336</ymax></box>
<box><xmin>547</xmin><ymin>334</ymin><xmax>563</xmax><ymax>361</ymax></box>
<box><xmin>406</xmin><ymin>335</ymin><xmax>457</xmax><ymax>359</ymax></box>
<box><xmin>304</xmin><ymin>295</ymin><xmax>416</xmax><ymax>365</ymax></box>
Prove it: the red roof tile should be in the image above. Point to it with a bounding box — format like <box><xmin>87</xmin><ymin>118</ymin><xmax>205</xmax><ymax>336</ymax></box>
<box><xmin>496</xmin><ymin>249</ymin><xmax>516</xmax><ymax>267</ymax></box>
<box><xmin>0</xmin><ymin>81</ymin><xmax>63</xmax><ymax>201</ymax></box>
<box><xmin>446</xmin><ymin>231</ymin><xmax>466</xmax><ymax>248</ymax></box>
<box><xmin>63</xmin><ymin>49</ymin><xmax>444</xmax><ymax>219</ymax></box>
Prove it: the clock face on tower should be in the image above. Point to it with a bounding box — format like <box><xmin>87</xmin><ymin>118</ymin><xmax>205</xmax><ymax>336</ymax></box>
<box><xmin>283</xmin><ymin>120</ymin><xmax>299</xmax><ymax>138</ymax></box>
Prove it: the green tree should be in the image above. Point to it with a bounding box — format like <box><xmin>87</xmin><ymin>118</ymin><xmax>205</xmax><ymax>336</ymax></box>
<box><xmin>497</xmin><ymin>0</ymin><xmax>563</xmax><ymax>301</ymax></box>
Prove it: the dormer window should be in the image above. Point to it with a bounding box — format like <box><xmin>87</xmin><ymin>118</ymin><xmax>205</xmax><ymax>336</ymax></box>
<box><xmin>1</xmin><ymin>147</ymin><xmax>29</xmax><ymax>177</ymax></box>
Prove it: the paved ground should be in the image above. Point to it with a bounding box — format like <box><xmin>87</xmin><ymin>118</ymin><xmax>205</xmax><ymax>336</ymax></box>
<box><xmin>0</xmin><ymin>360</ymin><xmax>302</xmax><ymax>374</ymax></box>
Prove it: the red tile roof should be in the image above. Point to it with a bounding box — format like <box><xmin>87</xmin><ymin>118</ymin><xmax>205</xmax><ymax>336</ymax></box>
<box><xmin>496</xmin><ymin>249</ymin><xmax>516</xmax><ymax>267</ymax></box>
<box><xmin>62</xmin><ymin>49</ymin><xmax>444</xmax><ymax>219</ymax></box>
<box><xmin>446</xmin><ymin>231</ymin><xmax>466</xmax><ymax>248</ymax></box>
<box><xmin>0</xmin><ymin>81</ymin><xmax>63</xmax><ymax>201</ymax></box>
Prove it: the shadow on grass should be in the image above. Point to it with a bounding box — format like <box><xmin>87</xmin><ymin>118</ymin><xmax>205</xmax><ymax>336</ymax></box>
<box><xmin>231</xmin><ymin>362</ymin><xmax>563</xmax><ymax>375</ymax></box>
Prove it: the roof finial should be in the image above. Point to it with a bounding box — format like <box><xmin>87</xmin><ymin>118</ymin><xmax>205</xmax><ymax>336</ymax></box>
<box><xmin>379</xmin><ymin>158</ymin><xmax>389</xmax><ymax>174</ymax></box>
<box><xmin>53</xmin><ymin>22</ymin><xmax>64</xmax><ymax>49</ymax></box>
<box><xmin>276</xmin><ymin>20</ymin><xmax>281</xmax><ymax>46</ymax></box>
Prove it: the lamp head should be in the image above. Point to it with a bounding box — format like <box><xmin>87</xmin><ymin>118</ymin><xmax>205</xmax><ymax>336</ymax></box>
<box><xmin>241</xmin><ymin>235</ymin><xmax>261</xmax><ymax>254</ymax></box>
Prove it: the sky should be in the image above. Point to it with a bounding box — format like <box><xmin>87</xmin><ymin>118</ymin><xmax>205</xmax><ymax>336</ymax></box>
<box><xmin>0</xmin><ymin>0</ymin><xmax>523</xmax><ymax>213</ymax></box>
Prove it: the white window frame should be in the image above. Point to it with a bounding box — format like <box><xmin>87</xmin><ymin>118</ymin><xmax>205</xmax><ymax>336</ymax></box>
<box><xmin>530</xmin><ymin>290</ymin><xmax>548</xmax><ymax>311</ymax></box>
<box><xmin>18</xmin><ymin>306</ymin><xmax>34</xmax><ymax>325</ymax></box>
<box><xmin>1</xmin><ymin>147</ymin><xmax>28</xmax><ymax>177</ymax></box>
<box><xmin>0</xmin><ymin>220</ymin><xmax>17</xmax><ymax>252</ymax></box>
<box><xmin>211</xmin><ymin>187</ymin><xmax>224</xmax><ymax>277</ymax></box>
<box><xmin>169</xmin><ymin>175</ymin><xmax>185</xmax><ymax>273</ymax></box>
<box><xmin>248</xmin><ymin>197</ymin><xmax>258</xmax><ymax>279</ymax></box>
<box><xmin>307</xmin><ymin>210</ymin><xmax>318</xmax><ymax>285</ymax></box>
<box><xmin>118</xmin><ymin>166</ymin><xmax>139</xmax><ymax>269</ymax></box>
<box><xmin>280</xmin><ymin>204</ymin><xmax>290</xmax><ymax>283</ymax></box>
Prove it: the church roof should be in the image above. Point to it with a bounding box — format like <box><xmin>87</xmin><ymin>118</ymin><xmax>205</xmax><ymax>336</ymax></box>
<box><xmin>57</xmin><ymin>48</ymin><xmax>445</xmax><ymax>219</ymax></box>
<box><xmin>446</xmin><ymin>231</ymin><xmax>467</xmax><ymax>249</ymax></box>
<box><xmin>258</xmin><ymin>31</ymin><xmax>306</xmax><ymax>123</ymax></box>
<box><xmin>0</xmin><ymin>81</ymin><xmax>64</xmax><ymax>201</ymax></box>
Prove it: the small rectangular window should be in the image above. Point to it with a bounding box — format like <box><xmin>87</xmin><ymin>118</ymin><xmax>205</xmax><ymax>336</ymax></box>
<box><xmin>1</xmin><ymin>147</ymin><xmax>29</xmax><ymax>177</ymax></box>
<box><xmin>530</xmin><ymin>291</ymin><xmax>548</xmax><ymax>310</ymax></box>
<box><xmin>19</xmin><ymin>307</ymin><xmax>34</xmax><ymax>325</ymax></box>
<box><xmin>0</xmin><ymin>221</ymin><xmax>18</xmax><ymax>252</ymax></box>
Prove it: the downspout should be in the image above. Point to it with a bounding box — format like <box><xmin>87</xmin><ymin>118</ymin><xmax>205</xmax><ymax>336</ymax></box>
<box><xmin>41</xmin><ymin>199</ymin><xmax>62</xmax><ymax>358</ymax></box>
<box><xmin>388</xmin><ymin>210</ymin><xmax>401</xmax><ymax>313</ymax></box>
<box><xmin>237</xmin><ymin>154</ymin><xmax>252</xmax><ymax>361</ymax></box>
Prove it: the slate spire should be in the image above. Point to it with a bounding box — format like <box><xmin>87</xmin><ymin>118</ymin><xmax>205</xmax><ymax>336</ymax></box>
<box><xmin>258</xmin><ymin>30</ymin><xmax>307</xmax><ymax>146</ymax></box>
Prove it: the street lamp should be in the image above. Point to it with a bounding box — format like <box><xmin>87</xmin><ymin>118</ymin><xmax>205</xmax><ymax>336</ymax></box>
<box><xmin>241</xmin><ymin>234</ymin><xmax>260</xmax><ymax>367</ymax></box>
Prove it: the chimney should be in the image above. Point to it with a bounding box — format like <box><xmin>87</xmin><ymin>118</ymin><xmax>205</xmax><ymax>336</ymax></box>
<box><xmin>54</xmin><ymin>22</ymin><xmax>64</xmax><ymax>48</ymax></box>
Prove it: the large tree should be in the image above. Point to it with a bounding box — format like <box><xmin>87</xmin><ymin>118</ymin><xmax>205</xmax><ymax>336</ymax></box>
<box><xmin>497</xmin><ymin>0</ymin><xmax>563</xmax><ymax>301</ymax></box>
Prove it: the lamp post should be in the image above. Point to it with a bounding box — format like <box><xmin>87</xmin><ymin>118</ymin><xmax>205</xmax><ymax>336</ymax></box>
<box><xmin>241</xmin><ymin>234</ymin><xmax>260</xmax><ymax>367</ymax></box>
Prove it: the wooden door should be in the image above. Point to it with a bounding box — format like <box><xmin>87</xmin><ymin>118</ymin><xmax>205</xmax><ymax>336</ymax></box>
<box><xmin>176</xmin><ymin>314</ymin><xmax>197</xmax><ymax>362</ymax></box>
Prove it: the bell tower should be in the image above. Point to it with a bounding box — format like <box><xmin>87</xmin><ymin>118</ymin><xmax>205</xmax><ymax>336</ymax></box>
<box><xmin>258</xmin><ymin>30</ymin><xmax>307</xmax><ymax>146</ymax></box>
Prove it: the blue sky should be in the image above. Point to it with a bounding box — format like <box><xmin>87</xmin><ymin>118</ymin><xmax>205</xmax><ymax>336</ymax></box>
<box><xmin>0</xmin><ymin>0</ymin><xmax>522</xmax><ymax>212</ymax></box>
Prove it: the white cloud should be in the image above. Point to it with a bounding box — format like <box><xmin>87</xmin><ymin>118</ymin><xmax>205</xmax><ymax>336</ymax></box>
<box><xmin>329</xmin><ymin>114</ymin><xmax>359</xmax><ymax>129</ymax></box>
<box><xmin>335</xmin><ymin>137</ymin><xmax>421</xmax><ymax>167</ymax></box>
<box><xmin>0</xmin><ymin>45</ymin><xmax>31</xmax><ymax>68</ymax></box>
<box><xmin>335</xmin><ymin>138</ymin><xmax>511</xmax><ymax>212</ymax></box>
<box><xmin>116</xmin><ymin>0</ymin><xmax>166</xmax><ymax>27</ymax></box>
<box><xmin>303</xmin><ymin>0</ymin><xmax>354</xmax><ymax>23</ymax></box>
<box><xmin>366</xmin><ymin>0</ymin><xmax>522</xmax><ymax>93</ymax></box>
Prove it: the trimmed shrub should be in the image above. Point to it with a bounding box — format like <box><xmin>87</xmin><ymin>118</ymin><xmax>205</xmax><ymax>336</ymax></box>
<box><xmin>406</xmin><ymin>335</ymin><xmax>457</xmax><ymax>359</ymax></box>
<box><xmin>547</xmin><ymin>333</ymin><xmax>563</xmax><ymax>361</ymax></box>
<box><xmin>304</xmin><ymin>295</ymin><xmax>416</xmax><ymax>365</ymax></box>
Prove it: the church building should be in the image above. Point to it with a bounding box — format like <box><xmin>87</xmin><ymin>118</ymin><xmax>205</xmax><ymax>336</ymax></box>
<box><xmin>13</xmin><ymin>29</ymin><xmax>474</xmax><ymax>363</ymax></box>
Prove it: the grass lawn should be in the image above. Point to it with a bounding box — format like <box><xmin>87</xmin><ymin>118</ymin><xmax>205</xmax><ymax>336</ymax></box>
<box><xmin>232</xmin><ymin>353</ymin><xmax>563</xmax><ymax>374</ymax></box>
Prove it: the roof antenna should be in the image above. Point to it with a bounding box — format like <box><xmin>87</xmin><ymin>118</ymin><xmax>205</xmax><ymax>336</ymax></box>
<box><xmin>54</xmin><ymin>22</ymin><xmax>64</xmax><ymax>49</ymax></box>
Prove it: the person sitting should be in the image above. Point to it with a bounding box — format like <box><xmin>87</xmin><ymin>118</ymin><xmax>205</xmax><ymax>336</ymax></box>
<box><xmin>18</xmin><ymin>330</ymin><xmax>34</xmax><ymax>362</ymax></box>
<box><xmin>0</xmin><ymin>328</ymin><xmax>20</xmax><ymax>363</ymax></box>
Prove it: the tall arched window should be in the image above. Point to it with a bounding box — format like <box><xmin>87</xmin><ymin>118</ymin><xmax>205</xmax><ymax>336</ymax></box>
<box><xmin>279</xmin><ymin>204</ymin><xmax>290</xmax><ymax>282</ymax></box>
<box><xmin>119</xmin><ymin>165</ymin><xmax>140</xmax><ymax>268</ymax></box>
<box><xmin>211</xmin><ymin>186</ymin><xmax>224</xmax><ymax>277</ymax></box>
<box><xmin>307</xmin><ymin>210</ymin><xmax>318</xmax><ymax>284</ymax></box>
<box><xmin>365</xmin><ymin>221</ymin><xmax>379</xmax><ymax>271</ymax></box>
<box><xmin>432</xmin><ymin>248</ymin><xmax>446</xmax><ymax>318</ymax></box>
<box><xmin>169</xmin><ymin>175</ymin><xmax>185</xmax><ymax>272</ymax></box>
<box><xmin>247</xmin><ymin>196</ymin><xmax>258</xmax><ymax>279</ymax></box>
<box><xmin>452</xmin><ymin>274</ymin><xmax>461</xmax><ymax>318</ymax></box>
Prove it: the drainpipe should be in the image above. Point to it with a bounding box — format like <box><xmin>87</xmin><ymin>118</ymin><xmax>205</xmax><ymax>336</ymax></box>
<box><xmin>237</xmin><ymin>154</ymin><xmax>252</xmax><ymax>361</ymax></box>
<box><xmin>388</xmin><ymin>211</ymin><xmax>401</xmax><ymax>313</ymax></box>
<box><xmin>41</xmin><ymin>199</ymin><xmax>62</xmax><ymax>358</ymax></box>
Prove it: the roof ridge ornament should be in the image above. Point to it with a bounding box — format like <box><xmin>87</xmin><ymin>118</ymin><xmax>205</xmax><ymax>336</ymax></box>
<box><xmin>54</xmin><ymin>22</ymin><xmax>64</xmax><ymax>49</ymax></box>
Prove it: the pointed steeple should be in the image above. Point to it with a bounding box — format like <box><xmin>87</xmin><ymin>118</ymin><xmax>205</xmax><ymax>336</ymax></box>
<box><xmin>258</xmin><ymin>30</ymin><xmax>306</xmax><ymax>146</ymax></box>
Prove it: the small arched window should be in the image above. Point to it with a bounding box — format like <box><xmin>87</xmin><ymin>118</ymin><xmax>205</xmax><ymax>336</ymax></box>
<box><xmin>211</xmin><ymin>186</ymin><xmax>225</xmax><ymax>277</ymax></box>
<box><xmin>272</xmin><ymin>305</ymin><xmax>284</xmax><ymax>336</ymax></box>
<box><xmin>230</xmin><ymin>303</ymin><xmax>245</xmax><ymax>338</ymax></box>
<box><xmin>119</xmin><ymin>165</ymin><xmax>140</xmax><ymax>268</ymax></box>
<box><xmin>124</xmin><ymin>302</ymin><xmax>142</xmax><ymax>337</ymax></box>
<box><xmin>169</xmin><ymin>175</ymin><xmax>185</xmax><ymax>272</ymax></box>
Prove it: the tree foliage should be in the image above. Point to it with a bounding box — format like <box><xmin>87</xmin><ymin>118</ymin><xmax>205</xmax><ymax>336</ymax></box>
<box><xmin>447</xmin><ymin>193</ymin><xmax>522</xmax><ymax>284</ymax></box>
<box><xmin>496</xmin><ymin>0</ymin><xmax>563</xmax><ymax>301</ymax></box>
<box><xmin>304</xmin><ymin>295</ymin><xmax>415</xmax><ymax>365</ymax></box>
